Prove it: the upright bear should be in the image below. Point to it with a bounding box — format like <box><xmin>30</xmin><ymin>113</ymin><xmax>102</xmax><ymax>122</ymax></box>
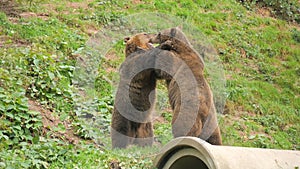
<box><xmin>151</xmin><ymin>27</ymin><xmax>222</xmax><ymax>145</ymax></box>
<box><xmin>111</xmin><ymin>33</ymin><xmax>156</xmax><ymax>148</ymax></box>
<box><xmin>111</xmin><ymin>33</ymin><xmax>175</xmax><ymax>148</ymax></box>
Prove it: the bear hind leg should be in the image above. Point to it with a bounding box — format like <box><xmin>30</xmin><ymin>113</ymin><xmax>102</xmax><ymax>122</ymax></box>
<box><xmin>205</xmin><ymin>127</ymin><xmax>222</xmax><ymax>145</ymax></box>
<box><xmin>111</xmin><ymin>128</ymin><xmax>134</xmax><ymax>148</ymax></box>
<box><xmin>133</xmin><ymin>122</ymin><xmax>154</xmax><ymax>147</ymax></box>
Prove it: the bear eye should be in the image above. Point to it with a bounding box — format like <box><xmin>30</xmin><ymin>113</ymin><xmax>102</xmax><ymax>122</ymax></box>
<box><xmin>143</xmin><ymin>33</ymin><xmax>147</xmax><ymax>35</ymax></box>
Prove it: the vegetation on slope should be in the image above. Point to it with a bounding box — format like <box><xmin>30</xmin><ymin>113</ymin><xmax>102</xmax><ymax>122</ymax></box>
<box><xmin>0</xmin><ymin>0</ymin><xmax>299</xmax><ymax>168</ymax></box>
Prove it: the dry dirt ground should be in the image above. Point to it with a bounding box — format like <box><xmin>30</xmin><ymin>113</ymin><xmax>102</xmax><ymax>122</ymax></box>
<box><xmin>0</xmin><ymin>0</ymin><xmax>20</xmax><ymax>16</ymax></box>
<box><xmin>0</xmin><ymin>0</ymin><xmax>106</xmax><ymax>145</ymax></box>
<box><xmin>28</xmin><ymin>100</ymin><xmax>83</xmax><ymax>144</ymax></box>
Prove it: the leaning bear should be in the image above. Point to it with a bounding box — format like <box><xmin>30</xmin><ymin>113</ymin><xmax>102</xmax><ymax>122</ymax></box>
<box><xmin>150</xmin><ymin>27</ymin><xmax>222</xmax><ymax>145</ymax></box>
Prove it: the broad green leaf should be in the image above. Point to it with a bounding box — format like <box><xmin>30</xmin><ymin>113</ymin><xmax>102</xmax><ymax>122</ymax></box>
<box><xmin>20</xmin><ymin>162</ymin><xmax>30</xmax><ymax>168</ymax></box>
<box><xmin>19</xmin><ymin>113</ymin><xmax>29</xmax><ymax>119</ymax></box>
<box><xmin>100</xmin><ymin>108</ymin><xmax>108</xmax><ymax>113</ymax></box>
<box><xmin>6</xmin><ymin>104</ymin><xmax>15</xmax><ymax>111</ymax></box>
<box><xmin>13</xmin><ymin>126</ymin><xmax>21</xmax><ymax>131</ymax></box>
<box><xmin>0</xmin><ymin>132</ymin><xmax>9</xmax><ymax>140</ymax></box>
<box><xmin>14</xmin><ymin>116</ymin><xmax>21</xmax><ymax>122</ymax></box>
<box><xmin>41</xmin><ymin>83</ymin><xmax>47</xmax><ymax>89</ymax></box>
<box><xmin>33</xmin><ymin>58</ymin><xmax>39</xmax><ymax>66</ymax></box>
<box><xmin>0</xmin><ymin>162</ymin><xmax>6</xmax><ymax>168</ymax></box>
<box><xmin>28</xmin><ymin>111</ymin><xmax>40</xmax><ymax>116</ymax></box>
<box><xmin>30</xmin><ymin>118</ymin><xmax>40</xmax><ymax>122</ymax></box>
<box><xmin>34</xmin><ymin>122</ymin><xmax>43</xmax><ymax>128</ymax></box>
<box><xmin>248</xmin><ymin>135</ymin><xmax>256</xmax><ymax>140</ymax></box>
<box><xmin>17</xmin><ymin>105</ymin><xmax>28</xmax><ymax>112</ymax></box>
<box><xmin>24</xmin><ymin>134</ymin><xmax>33</xmax><ymax>141</ymax></box>
<box><xmin>3</xmin><ymin>98</ymin><xmax>12</xmax><ymax>104</ymax></box>
<box><xmin>48</xmin><ymin>71</ymin><xmax>55</xmax><ymax>80</ymax></box>
<box><xmin>26</xmin><ymin>123</ymin><xmax>33</xmax><ymax>128</ymax></box>
<box><xmin>0</xmin><ymin>103</ymin><xmax>5</xmax><ymax>112</ymax></box>
<box><xmin>32</xmin><ymin>136</ymin><xmax>39</xmax><ymax>144</ymax></box>
<box><xmin>19</xmin><ymin>142</ymin><xmax>28</xmax><ymax>146</ymax></box>
<box><xmin>6</xmin><ymin>112</ymin><xmax>14</xmax><ymax>118</ymax></box>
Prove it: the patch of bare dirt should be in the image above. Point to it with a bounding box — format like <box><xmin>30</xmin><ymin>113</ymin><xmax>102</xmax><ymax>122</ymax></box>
<box><xmin>18</xmin><ymin>12</ymin><xmax>50</xmax><ymax>20</ymax></box>
<box><xmin>240</xmin><ymin>48</ymin><xmax>247</xmax><ymax>58</ymax></box>
<box><xmin>256</xmin><ymin>7</ymin><xmax>271</xmax><ymax>17</ymax></box>
<box><xmin>28</xmin><ymin>99</ymin><xmax>82</xmax><ymax>144</ymax></box>
<box><xmin>103</xmin><ymin>51</ymin><xmax>121</xmax><ymax>74</ymax></box>
<box><xmin>0</xmin><ymin>35</ymin><xmax>30</xmax><ymax>47</ymax></box>
<box><xmin>0</xmin><ymin>1</ymin><xmax>33</xmax><ymax>47</ymax></box>
<box><xmin>84</xmin><ymin>24</ymin><xmax>98</xmax><ymax>36</ymax></box>
<box><xmin>106</xmin><ymin>50</ymin><xmax>120</xmax><ymax>61</ymax></box>
<box><xmin>132</xmin><ymin>0</ymin><xmax>143</xmax><ymax>4</ymax></box>
<box><xmin>67</xmin><ymin>1</ymin><xmax>90</xmax><ymax>9</ymax></box>
<box><xmin>42</xmin><ymin>3</ymin><xmax>56</xmax><ymax>14</ymax></box>
<box><xmin>0</xmin><ymin>1</ymin><xmax>50</xmax><ymax>24</ymax></box>
<box><xmin>42</xmin><ymin>0</ymin><xmax>93</xmax><ymax>15</ymax></box>
<box><xmin>223</xmin><ymin>100</ymin><xmax>235</xmax><ymax>115</ymax></box>
<box><xmin>0</xmin><ymin>0</ymin><xmax>20</xmax><ymax>17</ymax></box>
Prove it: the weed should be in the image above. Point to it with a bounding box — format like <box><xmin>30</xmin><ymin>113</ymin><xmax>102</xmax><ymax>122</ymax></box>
<box><xmin>238</xmin><ymin>0</ymin><xmax>300</xmax><ymax>23</ymax></box>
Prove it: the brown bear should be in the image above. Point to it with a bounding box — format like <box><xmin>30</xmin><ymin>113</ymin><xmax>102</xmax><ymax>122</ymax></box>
<box><xmin>150</xmin><ymin>27</ymin><xmax>222</xmax><ymax>145</ymax></box>
<box><xmin>111</xmin><ymin>33</ymin><xmax>175</xmax><ymax>148</ymax></box>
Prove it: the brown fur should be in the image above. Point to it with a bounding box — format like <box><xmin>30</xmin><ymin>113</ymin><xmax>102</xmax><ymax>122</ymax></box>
<box><xmin>124</xmin><ymin>33</ymin><xmax>154</xmax><ymax>57</ymax></box>
<box><xmin>111</xmin><ymin>33</ymin><xmax>157</xmax><ymax>148</ymax></box>
<box><xmin>151</xmin><ymin>27</ymin><xmax>222</xmax><ymax>145</ymax></box>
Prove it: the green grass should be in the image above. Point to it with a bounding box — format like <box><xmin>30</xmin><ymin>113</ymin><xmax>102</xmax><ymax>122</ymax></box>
<box><xmin>0</xmin><ymin>0</ymin><xmax>299</xmax><ymax>168</ymax></box>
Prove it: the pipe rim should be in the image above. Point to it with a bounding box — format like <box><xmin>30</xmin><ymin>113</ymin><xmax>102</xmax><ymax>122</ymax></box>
<box><xmin>154</xmin><ymin>137</ymin><xmax>218</xmax><ymax>169</ymax></box>
<box><xmin>162</xmin><ymin>148</ymin><xmax>210</xmax><ymax>169</ymax></box>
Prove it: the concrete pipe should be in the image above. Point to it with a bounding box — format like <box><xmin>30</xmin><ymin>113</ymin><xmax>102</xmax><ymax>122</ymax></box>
<box><xmin>154</xmin><ymin>137</ymin><xmax>300</xmax><ymax>169</ymax></box>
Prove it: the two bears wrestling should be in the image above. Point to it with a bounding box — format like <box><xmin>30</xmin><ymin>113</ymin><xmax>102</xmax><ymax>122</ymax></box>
<box><xmin>111</xmin><ymin>27</ymin><xmax>222</xmax><ymax>148</ymax></box>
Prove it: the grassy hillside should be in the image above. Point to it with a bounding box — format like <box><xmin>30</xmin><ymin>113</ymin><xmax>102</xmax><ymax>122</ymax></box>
<box><xmin>0</xmin><ymin>0</ymin><xmax>299</xmax><ymax>168</ymax></box>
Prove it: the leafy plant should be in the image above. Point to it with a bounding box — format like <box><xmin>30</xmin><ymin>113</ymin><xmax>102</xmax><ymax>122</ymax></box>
<box><xmin>291</xmin><ymin>28</ymin><xmax>300</xmax><ymax>43</ymax></box>
<box><xmin>0</xmin><ymin>69</ymin><xmax>42</xmax><ymax>147</ymax></box>
<box><xmin>238</xmin><ymin>0</ymin><xmax>300</xmax><ymax>23</ymax></box>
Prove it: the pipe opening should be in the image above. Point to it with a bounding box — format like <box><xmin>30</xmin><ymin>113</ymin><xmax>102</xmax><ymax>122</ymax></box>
<box><xmin>170</xmin><ymin>155</ymin><xmax>209</xmax><ymax>169</ymax></box>
<box><xmin>160</xmin><ymin>147</ymin><xmax>211</xmax><ymax>169</ymax></box>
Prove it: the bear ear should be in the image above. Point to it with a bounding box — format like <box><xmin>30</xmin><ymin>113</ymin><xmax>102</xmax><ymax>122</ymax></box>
<box><xmin>124</xmin><ymin>37</ymin><xmax>130</xmax><ymax>43</ymax></box>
